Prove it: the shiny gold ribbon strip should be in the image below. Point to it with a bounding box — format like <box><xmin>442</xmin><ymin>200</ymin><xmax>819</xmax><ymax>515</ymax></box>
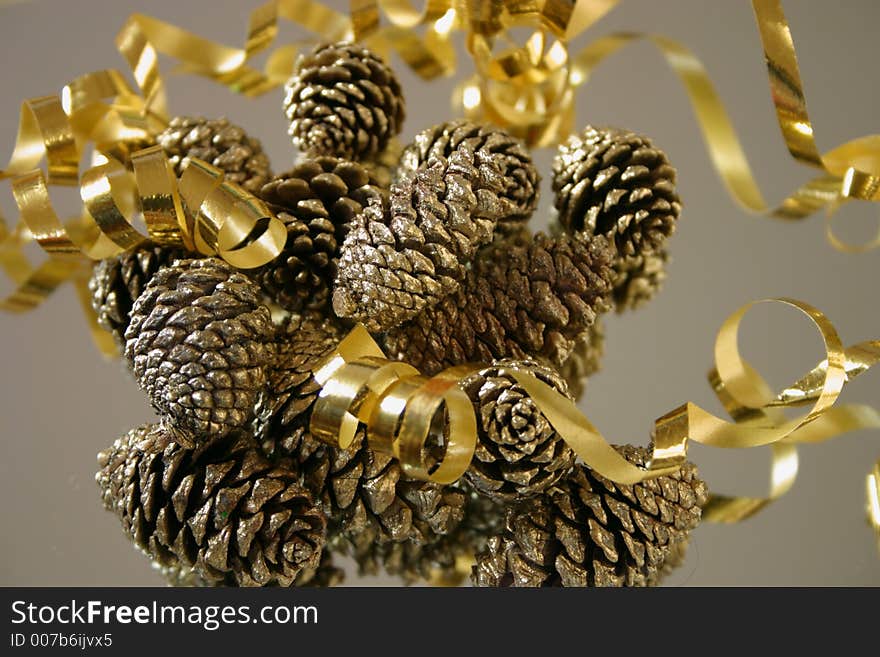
<box><xmin>7</xmin><ymin>0</ymin><xmax>880</xmax><ymax>335</ymax></box>
<box><xmin>310</xmin><ymin>299</ymin><xmax>880</xmax><ymax>540</ymax></box>
<box><xmin>457</xmin><ymin>1</ymin><xmax>880</xmax><ymax>249</ymax></box>
<box><xmin>0</xmin><ymin>0</ymin><xmax>455</xmax><ymax>349</ymax></box>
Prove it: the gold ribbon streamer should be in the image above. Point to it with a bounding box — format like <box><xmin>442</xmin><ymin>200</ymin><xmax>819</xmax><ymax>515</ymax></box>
<box><xmin>6</xmin><ymin>0</ymin><xmax>880</xmax><ymax>337</ymax></box>
<box><xmin>457</xmin><ymin>0</ymin><xmax>880</xmax><ymax>249</ymax></box>
<box><xmin>310</xmin><ymin>299</ymin><xmax>880</xmax><ymax>540</ymax></box>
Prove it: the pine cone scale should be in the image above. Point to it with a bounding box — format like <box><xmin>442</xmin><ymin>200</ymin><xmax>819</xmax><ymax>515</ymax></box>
<box><xmin>472</xmin><ymin>446</ymin><xmax>708</xmax><ymax>587</ymax></box>
<box><xmin>97</xmin><ymin>426</ymin><xmax>326</xmax><ymax>587</ymax></box>
<box><xmin>384</xmin><ymin>233</ymin><xmax>614</xmax><ymax>374</ymax></box>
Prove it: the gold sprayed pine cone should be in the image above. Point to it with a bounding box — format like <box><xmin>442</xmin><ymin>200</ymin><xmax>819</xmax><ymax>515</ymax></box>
<box><xmin>252</xmin><ymin>314</ymin><xmax>343</xmax><ymax>493</ymax></box>
<box><xmin>558</xmin><ymin>318</ymin><xmax>604</xmax><ymax>402</ymax></box>
<box><xmin>160</xmin><ymin>549</ymin><xmax>344</xmax><ymax>588</ymax></box>
<box><xmin>398</xmin><ymin>120</ymin><xmax>540</xmax><ymax>228</ymax></box>
<box><xmin>472</xmin><ymin>445</ymin><xmax>708</xmax><ymax>587</ymax></box>
<box><xmin>124</xmin><ymin>258</ymin><xmax>275</xmax><ymax>448</ymax></box>
<box><xmin>460</xmin><ymin>359</ymin><xmax>576</xmax><ymax>500</ymax></box>
<box><xmin>88</xmin><ymin>244</ymin><xmax>182</xmax><ymax>348</ymax></box>
<box><xmin>96</xmin><ymin>424</ymin><xmax>326</xmax><ymax>587</ymax></box>
<box><xmin>383</xmin><ymin>233</ymin><xmax>615</xmax><ymax>375</ymax></box>
<box><xmin>332</xmin><ymin>143</ymin><xmax>515</xmax><ymax>332</ymax></box>
<box><xmin>284</xmin><ymin>42</ymin><xmax>405</xmax><ymax>160</ymax></box>
<box><xmin>157</xmin><ymin>116</ymin><xmax>271</xmax><ymax>194</ymax></box>
<box><xmin>322</xmin><ymin>432</ymin><xmax>467</xmax><ymax>552</ymax></box>
<box><xmin>351</xmin><ymin>484</ymin><xmax>505</xmax><ymax>584</ymax></box>
<box><xmin>254</xmin><ymin>157</ymin><xmax>383</xmax><ymax>312</ymax></box>
<box><xmin>248</xmin><ymin>314</ymin><xmax>466</xmax><ymax>551</ymax></box>
<box><xmin>552</xmin><ymin>126</ymin><xmax>681</xmax><ymax>257</ymax></box>
<box><xmin>612</xmin><ymin>249</ymin><xmax>669</xmax><ymax>313</ymax></box>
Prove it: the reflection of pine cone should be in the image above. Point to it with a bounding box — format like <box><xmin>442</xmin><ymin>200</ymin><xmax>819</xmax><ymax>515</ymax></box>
<box><xmin>252</xmin><ymin>315</ymin><xmax>342</xmax><ymax>493</ymax></box>
<box><xmin>558</xmin><ymin>319</ymin><xmax>604</xmax><ymax>402</ymax></box>
<box><xmin>157</xmin><ymin>116</ymin><xmax>271</xmax><ymax>194</ymax></box>
<box><xmin>284</xmin><ymin>42</ymin><xmax>405</xmax><ymax>160</ymax></box>
<box><xmin>552</xmin><ymin>126</ymin><xmax>680</xmax><ymax>257</ymax></box>
<box><xmin>398</xmin><ymin>120</ymin><xmax>540</xmax><ymax>228</ymax></box>
<box><xmin>124</xmin><ymin>258</ymin><xmax>274</xmax><ymax>447</ymax></box>
<box><xmin>97</xmin><ymin>425</ymin><xmax>326</xmax><ymax>587</ymax></box>
<box><xmin>461</xmin><ymin>360</ymin><xmax>575</xmax><ymax>500</ymax></box>
<box><xmin>89</xmin><ymin>245</ymin><xmax>181</xmax><ymax>348</ymax></box>
<box><xmin>612</xmin><ymin>250</ymin><xmax>669</xmax><ymax>313</ymax></box>
<box><xmin>255</xmin><ymin>158</ymin><xmax>382</xmax><ymax>312</ymax></box>
<box><xmin>332</xmin><ymin>145</ymin><xmax>513</xmax><ymax>332</ymax></box>
<box><xmin>472</xmin><ymin>446</ymin><xmax>707</xmax><ymax>587</ymax></box>
<box><xmin>383</xmin><ymin>233</ymin><xmax>615</xmax><ymax>374</ymax></box>
<box><xmin>324</xmin><ymin>433</ymin><xmax>466</xmax><ymax>550</ymax></box>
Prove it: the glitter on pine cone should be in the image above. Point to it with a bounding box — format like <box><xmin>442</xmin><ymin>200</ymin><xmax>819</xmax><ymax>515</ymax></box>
<box><xmin>382</xmin><ymin>233</ymin><xmax>615</xmax><ymax>374</ymax></box>
<box><xmin>558</xmin><ymin>319</ymin><xmax>605</xmax><ymax>402</ymax></box>
<box><xmin>552</xmin><ymin>125</ymin><xmax>681</xmax><ymax>257</ymax></box>
<box><xmin>322</xmin><ymin>432</ymin><xmax>467</xmax><ymax>554</ymax></box>
<box><xmin>96</xmin><ymin>424</ymin><xmax>327</xmax><ymax>587</ymax></box>
<box><xmin>398</xmin><ymin>120</ymin><xmax>540</xmax><ymax>228</ymax></box>
<box><xmin>124</xmin><ymin>258</ymin><xmax>275</xmax><ymax>448</ymax></box>
<box><xmin>284</xmin><ymin>42</ymin><xmax>405</xmax><ymax>160</ymax></box>
<box><xmin>157</xmin><ymin>116</ymin><xmax>271</xmax><ymax>194</ymax></box>
<box><xmin>612</xmin><ymin>249</ymin><xmax>669</xmax><ymax>313</ymax></box>
<box><xmin>88</xmin><ymin>244</ymin><xmax>182</xmax><ymax>348</ymax></box>
<box><xmin>252</xmin><ymin>314</ymin><xmax>343</xmax><ymax>493</ymax></box>
<box><xmin>460</xmin><ymin>359</ymin><xmax>576</xmax><ymax>500</ymax></box>
<box><xmin>159</xmin><ymin>549</ymin><xmax>344</xmax><ymax>587</ymax></box>
<box><xmin>332</xmin><ymin>143</ymin><xmax>515</xmax><ymax>332</ymax></box>
<box><xmin>254</xmin><ymin>157</ymin><xmax>383</xmax><ymax>312</ymax></box>
<box><xmin>471</xmin><ymin>445</ymin><xmax>708</xmax><ymax>587</ymax></box>
<box><xmin>350</xmin><ymin>484</ymin><xmax>505</xmax><ymax>584</ymax></box>
<box><xmin>249</xmin><ymin>315</ymin><xmax>466</xmax><ymax>555</ymax></box>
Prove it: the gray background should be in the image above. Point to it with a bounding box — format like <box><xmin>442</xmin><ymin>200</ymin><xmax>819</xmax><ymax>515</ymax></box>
<box><xmin>1</xmin><ymin>0</ymin><xmax>878</xmax><ymax>586</ymax></box>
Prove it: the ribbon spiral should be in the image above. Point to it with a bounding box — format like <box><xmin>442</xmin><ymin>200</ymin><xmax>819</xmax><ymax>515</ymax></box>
<box><xmin>310</xmin><ymin>299</ymin><xmax>880</xmax><ymax>541</ymax></box>
<box><xmin>3</xmin><ymin>0</ymin><xmax>879</xmax><ymax>351</ymax></box>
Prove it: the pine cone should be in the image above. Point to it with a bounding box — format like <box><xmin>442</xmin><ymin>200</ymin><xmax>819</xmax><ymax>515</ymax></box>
<box><xmin>460</xmin><ymin>359</ymin><xmax>575</xmax><ymax>500</ymax></box>
<box><xmin>124</xmin><ymin>258</ymin><xmax>275</xmax><ymax>447</ymax></box>
<box><xmin>254</xmin><ymin>158</ymin><xmax>382</xmax><ymax>312</ymax></box>
<box><xmin>324</xmin><ymin>433</ymin><xmax>466</xmax><ymax>551</ymax></box>
<box><xmin>471</xmin><ymin>445</ymin><xmax>708</xmax><ymax>587</ymax></box>
<box><xmin>398</xmin><ymin>120</ymin><xmax>540</xmax><ymax>228</ymax></box>
<box><xmin>88</xmin><ymin>244</ymin><xmax>182</xmax><ymax>348</ymax></box>
<box><xmin>360</xmin><ymin>137</ymin><xmax>402</xmax><ymax>190</ymax></box>
<box><xmin>647</xmin><ymin>536</ymin><xmax>690</xmax><ymax>586</ymax></box>
<box><xmin>383</xmin><ymin>233</ymin><xmax>615</xmax><ymax>375</ymax></box>
<box><xmin>558</xmin><ymin>318</ymin><xmax>604</xmax><ymax>402</ymax></box>
<box><xmin>252</xmin><ymin>314</ymin><xmax>343</xmax><ymax>493</ymax></box>
<box><xmin>552</xmin><ymin>126</ymin><xmax>680</xmax><ymax>257</ymax></box>
<box><xmin>284</xmin><ymin>42</ymin><xmax>405</xmax><ymax>160</ymax></box>
<box><xmin>350</xmin><ymin>484</ymin><xmax>505</xmax><ymax>584</ymax></box>
<box><xmin>158</xmin><ymin>548</ymin><xmax>343</xmax><ymax>587</ymax></box>
<box><xmin>332</xmin><ymin>144</ymin><xmax>516</xmax><ymax>332</ymax></box>
<box><xmin>157</xmin><ymin>116</ymin><xmax>271</xmax><ymax>194</ymax></box>
<box><xmin>612</xmin><ymin>249</ymin><xmax>669</xmax><ymax>313</ymax></box>
<box><xmin>96</xmin><ymin>424</ymin><xmax>327</xmax><ymax>587</ymax></box>
<box><xmin>158</xmin><ymin>562</ymin><xmax>223</xmax><ymax>587</ymax></box>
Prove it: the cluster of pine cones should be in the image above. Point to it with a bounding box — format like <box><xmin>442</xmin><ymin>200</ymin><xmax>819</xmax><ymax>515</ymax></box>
<box><xmin>90</xmin><ymin>41</ymin><xmax>704</xmax><ymax>587</ymax></box>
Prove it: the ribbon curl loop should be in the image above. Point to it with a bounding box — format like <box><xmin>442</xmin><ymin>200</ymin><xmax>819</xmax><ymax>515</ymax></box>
<box><xmin>310</xmin><ymin>299</ymin><xmax>879</xmax><ymax>541</ymax></box>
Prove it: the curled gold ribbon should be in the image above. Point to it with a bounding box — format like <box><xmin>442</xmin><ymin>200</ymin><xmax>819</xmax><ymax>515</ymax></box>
<box><xmin>6</xmin><ymin>0</ymin><xmax>880</xmax><ymax>339</ymax></box>
<box><xmin>0</xmin><ymin>0</ymin><xmax>454</xmax><ymax>349</ymax></box>
<box><xmin>310</xmin><ymin>299</ymin><xmax>880</xmax><ymax>540</ymax></box>
<box><xmin>461</xmin><ymin>0</ymin><xmax>880</xmax><ymax>249</ymax></box>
